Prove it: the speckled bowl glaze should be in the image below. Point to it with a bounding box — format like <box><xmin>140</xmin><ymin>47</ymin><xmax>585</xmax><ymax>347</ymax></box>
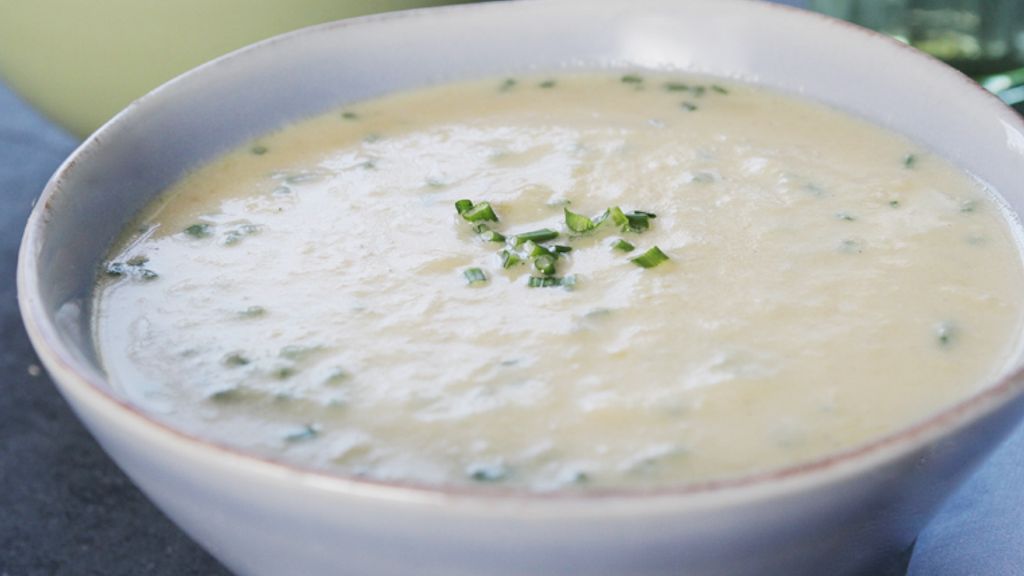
<box><xmin>17</xmin><ymin>1</ymin><xmax>1024</xmax><ymax>575</ymax></box>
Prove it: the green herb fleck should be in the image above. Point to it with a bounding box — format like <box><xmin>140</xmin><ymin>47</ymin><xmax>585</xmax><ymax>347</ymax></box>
<box><xmin>835</xmin><ymin>212</ymin><xmax>856</xmax><ymax>222</ymax></box>
<box><xmin>691</xmin><ymin>85</ymin><xmax>706</xmax><ymax>97</ymax></box>
<box><xmin>341</xmin><ymin>111</ymin><xmax>359</xmax><ymax>120</ymax></box>
<box><xmin>240</xmin><ymin>305</ymin><xmax>266</xmax><ymax>318</ymax></box>
<box><xmin>513</xmin><ymin>228</ymin><xmax>559</xmax><ymax>246</ymax></box>
<box><xmin>889</xmin><ymin>200</ymin><xmax>901</xmax><ymax>208</ymax></box>
<box><xmin>208</xmin><ymin>387</ymin><xmax>244</xmax><ymax>403</ymax></box>
<box><xmin>184</xmin><ymin>223</ymin><xmax>212</xmax><ymax>238</ymax></box>
<box><xmin>105</xmin><ymin>262</ymin><xmax>127</xmax><ymax>277</ymax></box>
<box><xmin>459</xmin><ymin>201</ymin><xmax>499</xmax><ymax>223</ymax></box>
<box><xmin>126</xmin><ymin>255</ymin><xmax>149</xmax><ymax>266</ymax></box>
<box><xmin>711</xmin><ymin>84</ymin><xmax>729</xmax><ymax>94</ymax></box>
<box><xmin>500</xmin><ymin>249</ymin><xmax>522</xmax><ymax>269</ymax></box>
<box><xmin>455</xmin><ymin>199</ymin><xmax>473</xmax><ymax>215</ymax></box>
<box><xmin>936</xmin><ymin>321</ymin><xmax>958</xmax><ymax>347</ymax></box>
<box><xmin>273</xmin><ymin>366</ymin><xmax>297</xmax><ymax>380</ymax></box>
<box><xmin>467</xmin><ymin>461</ymin><xmax>508</xmax><ymax>482</ymax></box>
<box><xmin>284</xmin><ymin>424</ymin><xmax>320</xmax><ymax>443</ymax></box>
<box><xmin>528</xmin><ymin>275</ymin><xmax>573</xmax><ymax>288</ymax></box>
<box><xmin>621</xmin><ymin>74</ymin><xmax>644</xmax><ymax>84</ymax></box>
<box><xmin>960</xmin><ymin>199</ymin><xmax>978</xmax><ymax>213</ymax></box>
<box><xmin>903</xmin><ymin>153</ymin><xmax>917</xmax><ymax>168</ymax></box>
<box><xmin>663</xmin><ymin>81</ymin><xmax>689</xmax><ymax>92</ymax></box>
<box><xmin>612</xmin><ymin>239</ymin><xmax>635</xmax><ymax>252</ymax></box>
<box><xmin>552</xmin><ymin>245</ymin><xmax>573</xmax><ymax>254</ymax></box>
<box><xmin>499</xmin><ymin>78</ymin><xmax>517</xmax><ymax>92</ymax></box>
<box><xmin>681</xmin><ymin>102</ymin><xmax>698</xmax><ymax>112</ymax></box>
<box><xmin>464</xmin><ymin>267</ymin><xmax>487</xmax><ymax>285</ymax></box>
<box><xmin>250</xmin><ymin>145</ymin><xmax>268</xmax><ymax>155</ymax></box>
<box><xmin>223</xmin><ymin>352</ymin><xmax>250</xmax><ymax>367</ymax></box>
<box><xmin>564</xmin><ymin>207</ymin><xmax>600</xmax><ymax>233</ymax></box>
<box><xmin>479</xmin><ymin>229</ymin><xmax>505</xmax><ymax>243</ymax></box>
<box><xmin>534</xmin><ymin>254</ymin><xmax>557</xmax><ymax>276</ymax></box>
<box><xmin>631</xmin><ymin>246</ymin><xmax>669</xmax><ymax>268</ymax></box>
<box><xmin>538</xmin><ymin>79</ymin><xmax>557</xmax><ymax>89</ymax></box>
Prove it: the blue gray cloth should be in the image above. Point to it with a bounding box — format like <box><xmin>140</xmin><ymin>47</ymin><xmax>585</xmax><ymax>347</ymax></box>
<box><xmin>1</xmin><ymin>78</ymin><xmax>1021</xmax><ymax>575</ymax></box>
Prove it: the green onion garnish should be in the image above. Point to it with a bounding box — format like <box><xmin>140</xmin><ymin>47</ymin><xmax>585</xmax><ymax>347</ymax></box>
<box><xmin>903</xmin><ymin>153</ymin><xmax>917</xmax><ymax>168</ymax></box>
<box><xmin>564</xmin><ymin>207</ymin><xmax>601</xmax><ymax>233</ymax></box>
<box><xmin>681</xmin><ymin>102</ymin><xmax>698</xmax><ymax>112</ymax></box>
<box><xmin>612</xmin><ymin>239</ymin><xmax>635</xmax><ymax>252</ymax></box>
<box><xmin>528</xmin><ymin>276</ymin><xmax>565</xmax><ymax>288</ymax></box>
<box><xmin>552</xmin><ymin>245</ymin><xmax>573</xmax><ymax>254</ymax></box>
<box><xmin>631</xmin><ymin>246</ymin><xmax>669</xmax><ymax>268</ymax></box>
<box><xmin>621</xmin><ymin>74</ymin><xmax>644</xmax><ymax>84</ymax></box>
<box><xmin>184</xmin><ymin>223</ymin><xmax>211</xmax><ymax>238</ymax></box>
<box><xmin>499</xmin><ymin>78</ymin><xmax>517</xmax><ymax>92</ymax></box>
<box><xmin>341</xmin><ymin>111</ymin><xmax>359</xmax><ymax>120</ymax></box>
<box><xmin>455</xmin><ymin>199</ymin><xmax>474</xmax><ymax>215</ymax></box>
<box><xmin>464</xmin><ymin>268</ymin><xmax>487</xmax><ymax>285</ymax></box>
<box><xmin>534</xmin><ymin>254</ymin><xmax>557</xmax><ymax>276</ymax></box>
<box><xmin>624</xmin><ymin>211</ymin><xmax>653</xmax><ymax>232</ymax></box>
<box><xmin>461</xmin><ymin>202</ymin><xmax>499</xmax><ymax>223</ymax></box>
<box><xmin>538</xmin><ymin>79</ymin><xmax>557</xmax><ymax>89</ymax></box>
<box><xmin>711</xmin><ymin>84</ymin><xmax>729</xmax><ymax>94</ymax></box>
<box><xmin>250</xmin><ymin>145</ymin><xmax>268</xmax><ymax>155</ymax></box>
<box><xmin>500</xmin><ymin>249</ymin><xmax>522</xmax><ymax>269</ymax></box>
<box><xmin>480</xmin><ymin>229</ymin><xmax>505</xmax><ymax>243</ymax></box>
<box><xmin>663</xmin><ymin>82</ymin><xmax>689</xmax><ymax>92</ymax></box>
<box><xmin>513</xmin><ymin>228</ymin><xmax>559</xmax><ymax>246</ymax></box>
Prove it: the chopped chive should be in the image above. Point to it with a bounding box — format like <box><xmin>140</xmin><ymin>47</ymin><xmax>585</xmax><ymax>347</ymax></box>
<box><xmin>461</xmin><ymin>201</ymin><xmax>499</xmax><ymax>223</ymax></box>
<box><xmin>137</xmin><ymin>269</ymin><xmax>159</xmax><ymax>281</ymax></box>
<box><xmin>209</xmin><ymin>387</ymin><xmax>244</xmax><ymax>403</ymax></box>
<box><xmin>552</xmin><ymin>245</ymin><xmax>573</xmax><ymax>254</ymax></box>
<box><xmin>528</xmin><ymin>276</ymin><xmax>566</xmax><ymax>288</ymax></box>
<box><xmin>184</xmin><ymin>223</ymin><xmax>212</xmax><ymax>238</ymax></box>
<box><xmin>631</xmin><ymin>246</ymin><xmax>669</xmax><ymax>268</ymax></box>
<box><xmin>564</xmin><ymin>207</ymin><xmax>599</xmax><ymax>233</ymax></box>
<box><xmin>513</xmin><ymin>228</ymin><xmax>559</xmax><ymax>245</ymax></box>
<box><xmin>284</xmin><ymin>423</ymin><xmax>320</xmax><ymax>443</ymax></box>
<box><xmin>681</xmin><ymin>102</ymin><xmax>698</xmax><ymax>112</ymax></box>
<box><xmin>480</xmin><ymin>229</ymin><xmax>505</xmax><ymax>243</ymax></box>
<box><xmin>223</xmin><ymin>352</ymin><xmax>250</xmax><ymax>367</ymax></box>
<box><xmin>341</xmin><ymin>111</ymin><xmax>359</xmax><ymax>120</ymax></box>
<box><xmin>835</xmin><ymin>212</ymin><xmax>856</xmax><ymax>222</ymax></box>
<box><xmin>538</xmin><ymin>79</ymin><xmax>557</xmax><ymax>89</ymax></box>
<box><xmin>104</xmin><ymin>262</ymin><xmax>127</xmax><ymax>277</ymax></box>
<box><xmin>534</xmin><ymin>254</ymin><xmax>557</xmax><ymax>276</ymax></box>
<box><xmin>455</xmin><ymin>199</ymin><xmax>473</xmax><ymax>215</ymax></box>
<box><xmin>936</xmin><ymin>321</ymin><xmax>958</xmax><ymax>347</ymax></box>
<box><xmin>240</xmin><ymin>305</ymin><xmax>266</xmax><ymax>318</ymax></box>
<box><xmin>126</xmin><ymin>255</ymin><xmax>149</xmax><ymax>266</ymax></box>
<box><xmin>523</xmin><ymin>240</ymin><xmax>553</xmax><ymax>258</ymax></box>
<box><xmin>499</xmin><ymin>78</ymin><xmax>517</xmax><ymax>91</ymax></box>
<box><xmin>612</xmin><ymin>239</ymin><xmax>635</xmax><ymax>252</ymax></box>
<box><xmin>624</xmin><ymin>211</ymin><xmax>653</xmax><ymax>232</ymax></box>
<box><xmin>691</xmin><ymin>85</ymin><xmax>706</xmax><ymax>97</ymax></box>
<box><xmin>960</xmin><ymin>200</ymin><xmax>978</xmax><ymax>213</ymax></box>
<box><xmin>663</xmin><ymin>81</ymin><xmax>689</xmax><ymax>92</ymax></box>
<box><xmin>621</xmin><ymin>74</ymin><xmax>644</xmax><ymax>84</ymax></box>
<box><xmin>250</xmin><ymin>145</ymin><xmax>268</xmax><ymax>155</ymax></box>
<box><xmin>889</xmin><ymin>200</ymin><xmax>901</xmax><ymax>208</ymax></box>
<box><xmin>467</xmin><ymin>461</ymin><xmax>508</xmax><ymax>482</ymax></box>
<box><xmin>500</xmin><ymin>249</ymin><xmax>522</xmax><ymax>269</ymax></box>
<box><xmin>711</xmin><ymin>84</ymin><xmax>729</xmax><ymax>94</ymax></box>
<box><xmin>903</xmin><ymin>153</ymin><xmax>917</xmax><ymax>168</ymax></box>
<box><xmin>464</xmin><ymin>267</ymin><xmax>487</xmax><ymax>285</ymax></box>
<box><xmin>608</xmin><ymin>206</ymin><xmax>628</xmax><ymax>230</ymax></box>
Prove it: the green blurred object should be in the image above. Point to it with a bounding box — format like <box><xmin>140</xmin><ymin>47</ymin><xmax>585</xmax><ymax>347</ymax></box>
<box><xmin>808</xmin><ymin>0</ymin><xmax>1024</xmax><ymax>106</ymax></box>
<box><xmin>0</xmin><ymin>0</ymin><xmax>471</xmax><ymax>137</ymax></box>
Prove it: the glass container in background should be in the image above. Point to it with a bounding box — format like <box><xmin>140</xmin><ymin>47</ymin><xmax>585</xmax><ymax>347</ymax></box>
<box><xmin>808</xmin><ymin>0</ymin><xmax>1024</xmax><ymax>108</ymax></box>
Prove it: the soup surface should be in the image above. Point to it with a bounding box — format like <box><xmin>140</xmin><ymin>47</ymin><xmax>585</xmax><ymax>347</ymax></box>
<box><xmin>94</xmin><ymin>73</ymin><xmax>1024</xmax><ymax>491</ymax></box>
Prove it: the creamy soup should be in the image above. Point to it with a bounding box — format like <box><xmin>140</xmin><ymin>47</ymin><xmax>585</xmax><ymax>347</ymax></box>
<box><xmin>94</xmin><ymin>73</ymin><xmax>1024</xmax><ymax>490</ymax></box>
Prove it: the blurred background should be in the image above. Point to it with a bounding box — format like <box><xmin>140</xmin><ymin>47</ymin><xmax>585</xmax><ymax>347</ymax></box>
<box><xmin>1</xmin><ymin>1</ymin><xmax>1022</xmax><ymax>575</ymax></box>
<box><xmin>0</xmin><ymin>0</ymin><xmax>1021</xmax><ymax>137</ymax></box>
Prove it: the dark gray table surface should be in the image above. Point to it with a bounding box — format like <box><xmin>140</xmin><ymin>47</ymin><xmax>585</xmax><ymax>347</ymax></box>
<box><xmin>2</xmin><ymin>79</ymin><xmax>1024</xmax><ymax>575</ymax></box>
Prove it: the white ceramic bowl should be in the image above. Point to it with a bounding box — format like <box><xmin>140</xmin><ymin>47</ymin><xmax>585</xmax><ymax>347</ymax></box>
<box><xmin>18</xmin><ymin>1</ymin><xmax>1024</xmax><ymax>575</ymax></box>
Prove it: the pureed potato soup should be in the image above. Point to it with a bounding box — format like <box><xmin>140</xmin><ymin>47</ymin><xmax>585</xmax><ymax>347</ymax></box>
<box><xmin>94</xmin><ymin>72</ymin><xmax>1024</xmax><ymax>491</ymax></box>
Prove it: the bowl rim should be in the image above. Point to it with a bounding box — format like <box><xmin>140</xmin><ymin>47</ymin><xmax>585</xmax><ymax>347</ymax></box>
<box><xmin>17</xmin><ymin>0</ymin><xmax>1024</xmax><ymax>509</ymax></box>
